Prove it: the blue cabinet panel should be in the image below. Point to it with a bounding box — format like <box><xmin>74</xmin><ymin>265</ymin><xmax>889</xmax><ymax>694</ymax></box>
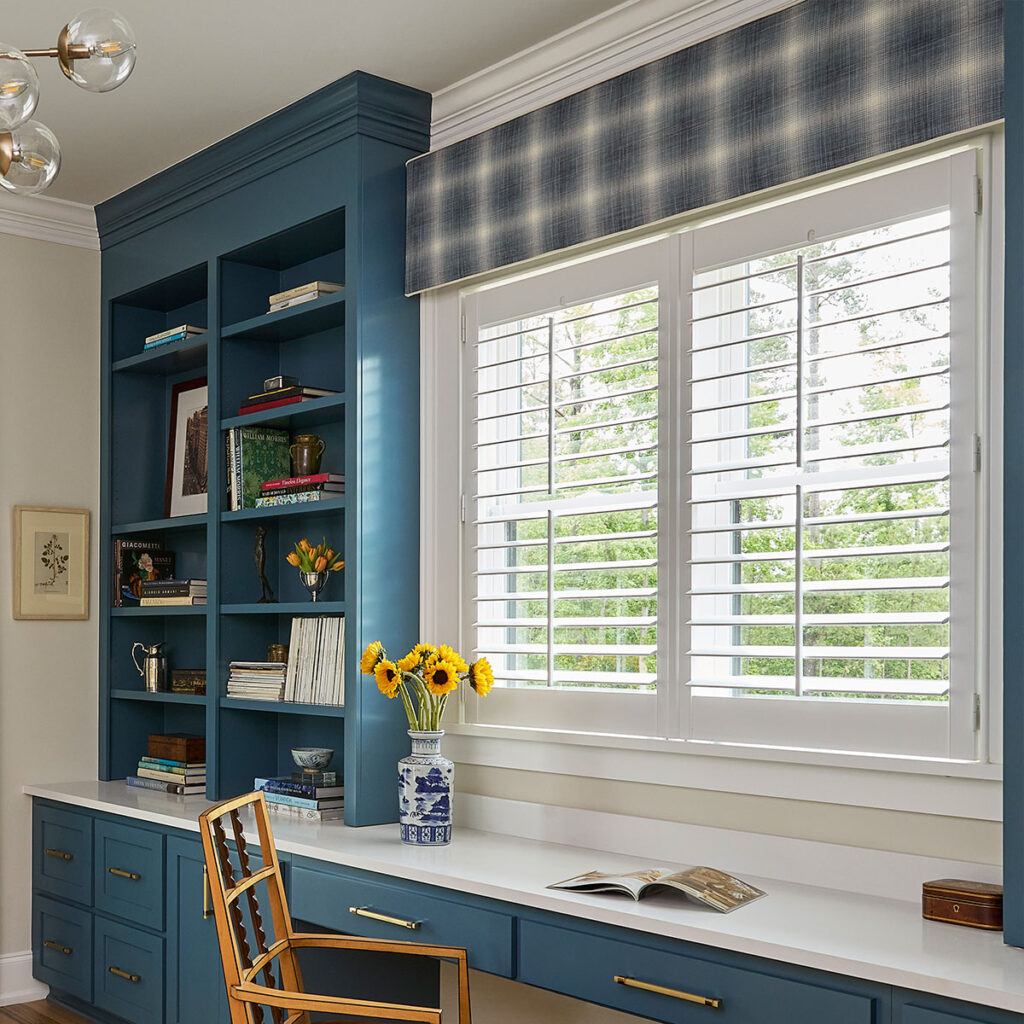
<box><xmin>32</xmin><ymin>895</ymin><xmax>92</xmax><ymax>1003</ymax></box>
<box><xmin>93</xmin><ymin>916</ymin><xmax>165</xmax><ymax>1024</ymax></box>
<box><xmin>33</xmin><ymin>803</ymin><xmax>92</xmax><ymax>905</ymax></box>
<box><xmin>519</xmin><ymin>919</ymin><xmax>878</xmax><ymax>1024</ymax></box>
<box><xmin>166</xmin><ymin>836</ymin><xmax>229</xmax><ymax>1024</ymax></box>
<box><xmin>289</xmin><ymin>859</ymin><xmax>515</xmax><ymax>977</ymax></box>
<box><xmin>896</xmin><ymin>991</ymin><xmax>1024</xmax><ymax>1024</ymax></box>
<box><xmin>94</xmin><ymin>819</ymin><xmax>165</xmax><ymax>930</ymax></box>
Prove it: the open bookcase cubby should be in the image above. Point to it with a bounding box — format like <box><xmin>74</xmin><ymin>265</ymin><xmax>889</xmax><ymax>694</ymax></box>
<box><xmin>99</xmin><ymin>72</ymin><xmax>429</xmax><ymax>825</ymax></box>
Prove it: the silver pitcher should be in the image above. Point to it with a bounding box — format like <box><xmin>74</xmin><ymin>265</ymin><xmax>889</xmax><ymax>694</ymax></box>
<box><xmin>132</xmin><ymin>641</ymin><xmax>168</xmax><ymax>692</ymax></box>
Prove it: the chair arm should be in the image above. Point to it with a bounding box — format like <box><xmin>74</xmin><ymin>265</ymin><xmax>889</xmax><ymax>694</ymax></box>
<box><xmin>231</xmin><ymin>981</ymin><xmax>441</xmax><ymax>1023</ymax></box>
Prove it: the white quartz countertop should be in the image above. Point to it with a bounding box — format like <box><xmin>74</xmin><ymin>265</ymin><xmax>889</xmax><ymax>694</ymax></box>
<box><xmin>23</xmin><ymin>780</ymin><xmax>1024</xmax><ymax>1014</ymax></box>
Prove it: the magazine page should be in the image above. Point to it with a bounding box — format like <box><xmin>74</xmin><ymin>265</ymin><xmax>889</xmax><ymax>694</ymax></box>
<box><xmin>548</xmin><ymin>868</ymin><xmax>672</xmax><ymax>901</ymax></box>
<box><xmin>651</xmin><ymin>866</ymin><xmax>766</xmax><ymax>912</ymax></box>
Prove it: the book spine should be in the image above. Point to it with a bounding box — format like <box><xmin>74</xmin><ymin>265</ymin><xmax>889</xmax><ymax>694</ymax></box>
<box><xmin>261</xmin><ymin>791</ymin><xmax>327</xmax><ymax>810</ymax></box>
<box><xmin>144</xmin><ymin>332</ymin><xmax>192</xmax><ymax>349</ymax></box>
<box><xmin>139</xmin><ymin>597</ymin><xmax>207</xmax><ymax>606</ymax></box>
<box><xmin>257</xmin><ymin>491</ymin><xmax>333</xmax><ymax>507</ymax></box>
<box><xmin>136</xmin><ymin>767</ymin><xmax>206</xmax><ymax>781</ymax></box>
<box><xmin>145</xmin><ymin>324</ymin><xmax>206</xmax><ymax>344</ymax></box>
<box><xmin>259</xmin><ymin>781</ymin><xmax>316</xmax><ymax>798</ymax></box>
<box><xmin>264</xmin><ymin>802</ymin><xmax>343</xmax><ymax>822</ymax></box>
<box><xmin>238</xmin><ymin>396</ymin><xmax>309</xmax><ymax>415</ymax></box>
<box><xmin>126</xmin><ymin>775</ymin><xmax>181</xmax><ymax>793</ymax></box>
<box><xmin>139</xmin><ymin>585</ymin><xmax>207</xmax><ymax>596</ymax></box>
<box><xmin>139</xmin><ymin>756</ymin><xmax>205</xmax><ymax>768</ymax></box>
<box><xmin>260</xmin><ymin>484</ymin><xmax>343</xmax><ymax>498</ymax></box>
<box><xmin>262</xmin><ymin>473</ymin><xmax>343</xmax><ymax>490</ymax></box>
<box><xmin>268</xmin><ymin>280</ymin><xmax>342</xmax><ymax>303</ymax></box>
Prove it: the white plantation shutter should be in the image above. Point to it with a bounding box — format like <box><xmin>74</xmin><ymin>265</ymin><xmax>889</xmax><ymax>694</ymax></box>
<box><xmin>472</xmin><ymin>288</ymin><xmax>660</xmax><ymax>700</ymax></box>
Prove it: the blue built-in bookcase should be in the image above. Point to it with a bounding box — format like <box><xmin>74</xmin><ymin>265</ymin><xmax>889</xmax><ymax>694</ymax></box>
<box><xmin>95</xmin><ymin>72</ymin><xmax>431</xmax><ymax>825</ymax></box>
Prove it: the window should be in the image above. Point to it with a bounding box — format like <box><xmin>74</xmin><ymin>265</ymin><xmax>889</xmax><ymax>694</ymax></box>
<box><xmin>460</xmin><ymin>149</ymin><xmax>989</xmax><ymax>762</ymax></box>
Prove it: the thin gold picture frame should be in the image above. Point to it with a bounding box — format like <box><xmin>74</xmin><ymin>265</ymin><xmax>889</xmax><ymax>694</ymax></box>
<box><xmin>12</xmin><ymin>505</ymin><xmax>90</xmax><ymax>620</ymax></box>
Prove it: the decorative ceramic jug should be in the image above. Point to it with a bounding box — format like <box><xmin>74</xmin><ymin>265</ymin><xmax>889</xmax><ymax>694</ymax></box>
<box><xmin>398</xmin><ymin>730</ymin><xmax>453</xmax><ymax>846</ymax></box>
<box><xmin>290</xmin><ymin>434</ymin><xmax>326</xmax><ymax>476</ymax></box>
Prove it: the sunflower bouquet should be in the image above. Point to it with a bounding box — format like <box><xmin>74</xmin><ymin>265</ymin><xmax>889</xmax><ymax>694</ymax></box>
<box><xmin>361</xmin><ymin>641</ymin><xmax>493</xmax><ymax>731</ymax></box>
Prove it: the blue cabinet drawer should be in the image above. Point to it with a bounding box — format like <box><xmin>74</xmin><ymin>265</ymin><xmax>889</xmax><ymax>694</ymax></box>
<box><xmin>94</xmin><ymin>819</ymin><xmax>165</xmax><ymax>929</ymax></box>
<box><xmin>898</xmin><ymin>999</ymin><xmax>1024</xmax><ymax>1024</ymax></box>
<box><xmin>93</xmin><ymin>917</ymin><xmax>165</xmax><ymax>1024</ymax></box>
<box><xmin>32</xmin><ymin>895</ymin><xmax>92</xmax><ymax>1002</ymax></box>
<box><xmin>33</xmin><ymin>804</ymin><xmax>92</xmax><ymax>905</ymax></box>
<box><xmin>519</xmin><ymin>920</ymin><xmax>878</xmax><ymax>1024</ymax></box>
<box><xmin>290</xmin><ymin>860</ymin><xmax>514</xmax><ymax>977</ymax></box>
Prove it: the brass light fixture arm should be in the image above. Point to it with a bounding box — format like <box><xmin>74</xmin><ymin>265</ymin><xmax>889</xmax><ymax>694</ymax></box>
<box><xmin>0</xmin><ymin>133</ymin><xmax>14</xmax><ymax>178</ymax></box>
<box><xmin>22</xmin><ymin>27</ymin><xmax>89</xmax><ymax>80</ymax></box>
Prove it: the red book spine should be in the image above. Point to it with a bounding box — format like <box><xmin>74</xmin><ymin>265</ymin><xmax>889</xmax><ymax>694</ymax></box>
<box><xmin>262</xmin><ymin>472</ymin><xmax>340</xmax><ymax>490</ymax></box>
<box><xmin>238</xmin><ymin>396</ymin><xmax>308</xmax><ymax>415</ymax></box>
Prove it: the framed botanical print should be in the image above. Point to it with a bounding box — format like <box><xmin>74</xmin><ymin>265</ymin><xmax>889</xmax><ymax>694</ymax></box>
<box><xmin>12</xmin><ymin>505</ymin><xmax>90</xmax><ymax>620</ymax></box>
<box><xmin>165</xmin><ymin>376</ymin><xmax>208</xmax><ymax>517</ymax></box>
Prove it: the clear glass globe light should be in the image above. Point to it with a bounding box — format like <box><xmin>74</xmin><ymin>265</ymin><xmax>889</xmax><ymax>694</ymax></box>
<box><xmin>63</xmin><ymin>8</ymin><xmax>136</xmax><ymax>92</ymax></box>
<box><xmin>0</xmin><ymin>120</ymin><xmax>61</xmax><ymax>195</ymax></box>
<box><xmin>0</xmin><ymin>45</ymin><xmax>39</xmax><ymax>131</ymax></box>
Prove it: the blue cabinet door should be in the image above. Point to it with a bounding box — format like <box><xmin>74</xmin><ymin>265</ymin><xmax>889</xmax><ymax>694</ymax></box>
<box><xmin>166</xmin><ymin>836</ymin><xmax>229</xmax><ymax>1024</ymax></box>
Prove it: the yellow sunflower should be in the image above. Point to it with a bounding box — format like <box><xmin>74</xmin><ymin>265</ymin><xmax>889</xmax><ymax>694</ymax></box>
<box><xmin>374</xmin><ymin>659</ymin><xmax>401</xmax><ymax>698</ymax></box>
<box><xmin>360</xmin><ymin>640</ymin><xmax>384</xmax><ymax>675</ymax></box>
<box><xmin>397</xmin><ymin>650</ymin><xmax>420</xmax><ymax>673</ymax></box>
<box><xmin>436</xmin><ymin>644</ymin><xmax>468</xmax><ymax>674</ymax></box>
<box><xmin>412</xmin><ymin>642</ymin><xmax>437</xmax><ymax>661</ymax></box>
<box><xmin>468</xmin><ymin>658</ymin><xmax>494</xmax><ymax>696</ymax></box>
<box><xmin>424</xmin><ymin>658</ymin><xmax>460</xmax><ymax>695</ymax></box>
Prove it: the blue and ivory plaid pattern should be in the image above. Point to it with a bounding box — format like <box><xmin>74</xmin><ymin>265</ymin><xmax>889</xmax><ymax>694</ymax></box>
<box><xmin>406</xmin><ymin>0</ymin><xmax>1003</xmax><ymax>294</ymax></box>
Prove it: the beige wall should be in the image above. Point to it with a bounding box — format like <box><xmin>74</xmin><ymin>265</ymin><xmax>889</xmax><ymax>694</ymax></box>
<box><xmin>0</xmin><ymin>231</ymin><xmax>100</xmax><ymax>956</ymax></box>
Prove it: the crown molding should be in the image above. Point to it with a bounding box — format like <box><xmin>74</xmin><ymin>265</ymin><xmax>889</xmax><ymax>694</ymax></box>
<box><xmin>96</xmin><ymin>71</ymin><xmax>430</xmax><ymax>250</ymax></box>
<box><xmin>430</xmin><ymin>0</ymin><xmax>803</xmax><ymax>150</ymax></box>
<box><xmin>0</xmin><ymin>191</ymin><xmax>99</xmax><ymax>250</ymax></box>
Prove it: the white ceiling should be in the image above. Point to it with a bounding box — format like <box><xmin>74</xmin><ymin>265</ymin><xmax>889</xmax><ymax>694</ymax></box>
<box><xmin>2</xmin><ymin>0</ymin><xmax>628</xmax><ymax>205</ymax></box>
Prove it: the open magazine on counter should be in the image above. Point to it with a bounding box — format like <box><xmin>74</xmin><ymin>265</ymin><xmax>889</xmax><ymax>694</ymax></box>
<box><xmin>548</xmin><ymin>866</ymin><xmax>766</xmax><ymax>913</ymax></box>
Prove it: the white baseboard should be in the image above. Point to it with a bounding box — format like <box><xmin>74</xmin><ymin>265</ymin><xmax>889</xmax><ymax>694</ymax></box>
<box><xmin>0</xmin><ymin>951</ymin><xmax>47</xmax><ymax>1007</ymax></box>
<box><xmin>456</xmin><ymin>794</ymin><xmax>1001</xmax><ymax>903</ymax></box>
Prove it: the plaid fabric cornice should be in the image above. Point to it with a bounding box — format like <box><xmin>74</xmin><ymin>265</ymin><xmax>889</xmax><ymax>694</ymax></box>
<box><xmin>405</xmin><ymin>0</ymin><xmax>1002</xmax><ymax>294</ymax></box>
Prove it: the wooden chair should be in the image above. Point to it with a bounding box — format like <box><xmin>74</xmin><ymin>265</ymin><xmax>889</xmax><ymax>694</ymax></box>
<box><xmin>199</xmin><ymin>791</ymin><xmax>472</xmax><ymax>1024</ymax></box>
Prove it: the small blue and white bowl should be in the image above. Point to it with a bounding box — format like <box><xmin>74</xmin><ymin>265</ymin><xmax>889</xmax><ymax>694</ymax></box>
<box><xmin>291</xmin><ymin>747</ymin><xmax>333</xmax><ymax>772</ymax></box>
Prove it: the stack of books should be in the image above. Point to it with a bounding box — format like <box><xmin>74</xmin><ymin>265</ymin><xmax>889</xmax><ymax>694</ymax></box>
<box><xmin>284</xmin><ymin>616</ymin><xmax>345</xmax><ymax>705</ymax></box>
<box><xmin>257</xmin><ymin>472</ymin><xmax>345</xmax><ymax>508</ymax></box>
<box><xmin>125</xmin><ymin>733</ymin><xmax>206</xmax><ymax>796</ymax></box>
<box><xmin>238</xmin><ymin>384</ymin><xmax>339</xmax><ymax>417</ymax></box>
<box><xmin>226</xmin><ymin>426</ymin><xmax>291</xmax><ymax>510</ymax></box>
<box><xmin>267</xmin><ymin>281</ymin><xmax>342</xmax><ymax>313</ymax></box>
<box><xmin>227</xmin><ymin>661</ymin><xmax>286</xmax><ymax>701</ymax></box>
<box><xmin>139</xmin><ymin>578</ymin><xmax>207</xmax><ymax>606</ymax></box>
<box><xmin>144</xmin><ymin>324</ymin><xmax>206</xmax><ymax>350</ymax></box>
<box><xmin>254</xmin><ymin>772</ymin><xmax>344</xmax><ymax>822</ymax></box>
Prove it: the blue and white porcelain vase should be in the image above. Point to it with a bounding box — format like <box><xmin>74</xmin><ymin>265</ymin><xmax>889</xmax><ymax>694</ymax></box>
<box><xmin>398</xmin><ymin>730</ymin><xmax>453</xmax><ymax>846</ymax></box>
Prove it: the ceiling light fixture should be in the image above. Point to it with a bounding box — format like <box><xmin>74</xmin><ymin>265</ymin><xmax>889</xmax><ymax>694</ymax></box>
<box><xmin>0</xmin><ymin>8</ymin><xmax>136</xmax><ymax>196</ymax></box>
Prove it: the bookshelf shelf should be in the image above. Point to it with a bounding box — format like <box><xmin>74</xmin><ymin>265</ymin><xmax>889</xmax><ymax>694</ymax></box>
<box><xmin>100</xmin><ymin>72</ymin><xmax>428</xmax><ymax>822</ymax></box>
<box><xmin>112</xmin><ymin>514</ymin><xmax>208</xmax><ymax>535</ymax></box>
<box><xmin>221</xmin><ymin>290</ymin><xmax>346</xmax><ymax>344</ymax></box>
<box><xmin>221</xmin><ymin>392</ymin><xmax>347</xmax><ymax>430</ymax></box>
<box><xmin>111</xmin><ymin>335</ymin><xmax>208</xmax><ymax>375</ymax></box>
<box><xmin>111</xmin><ymin>606</ymin><xmax>208</xmax><ymax>617</ymax></box>
<box><xmin>220</xmin><ymin>498</ymin><xmax>346</xmax><ymax>522</ymax></box>
<box><xmin>219</xmin><ymin>697</ymin><xmax>345</xmax><ymax>718</ymax></box>
<box><xmin>112</xmin><ymin>689</ymin><xmax>208</xmax><ymax>706</ymax></box>
<box><xmin>221</xmin><ymin>601</ymin><xmax>346</xmax><ymax>615</ymax></box>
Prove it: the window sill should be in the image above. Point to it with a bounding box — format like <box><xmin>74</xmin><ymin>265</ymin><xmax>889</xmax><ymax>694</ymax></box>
<box><xmin>442</xmin><ymin>721</ymin><xmax>1002</xmax><ymax>821</ymax></box>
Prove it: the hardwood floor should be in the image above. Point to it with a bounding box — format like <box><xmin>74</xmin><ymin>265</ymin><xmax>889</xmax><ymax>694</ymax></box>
<box><xmin>0</xmin><ymin>1002</ymin><xmax>91</xmax><ymax>1024</ymax></box>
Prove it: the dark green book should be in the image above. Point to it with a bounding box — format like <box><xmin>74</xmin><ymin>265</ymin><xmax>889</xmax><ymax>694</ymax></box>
<box><xmin>238</xmin><ymin>427</ymin><xmax>291</xmax><ymax>509</ymax></box>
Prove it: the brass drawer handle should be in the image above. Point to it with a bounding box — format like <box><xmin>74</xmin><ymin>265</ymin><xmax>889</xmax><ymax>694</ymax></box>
<box><xmin>108</xmin><ymin>867</ymin><xmax>141</xmax><ymax>881</ymax></box>
<box><xmin>349</xmin><ymin>906</ymin><xmax>421</xmax><ymax>930</ymax></box>
<box><xmin>44</xmin><ymin>940</ymin><xmax>72</xmax><ymax>956</ymax></box>
<box><xmin>203</xmin><ymin>866</ymin><xmax>211</xmax><ymax>920</ymax></box>
<box><xmin>44</xmin><ymin>848</ymin><xmax>73</xmax><ymax>861</ymax></box>
<box><xmin>108</xmin><ymin>966</ymin><xmax>140</xmax><ymax>983</ymax></box>
<box><xmin>614</xmin><ymin>975</ymin><xmax>722</xmax><ymax>1009</ymax></box>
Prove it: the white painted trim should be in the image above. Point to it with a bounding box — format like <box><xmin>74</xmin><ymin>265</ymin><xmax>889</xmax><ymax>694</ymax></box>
<box><xmin>0</xmin><ymin>951</ymin><xmax>47</xmax><ymax>1007</ymax></box>
<box><xmin>455</xmin><ymin>794</ymin><xmax>1001</xmax><ymax>900</ymax></box>
<box><xmin>0</xmin><ymin>192</ymin><xmax>99</xmax><ymax>250</ymax></box>
<box><xmin>445</xmin><ymin>727</ymin><xmax>1002</xmax><ymax>821</ymax></box>
<box><xmin>431</xmin><ymin>0</ymin><xmax>802</xmax><ymax>149</ymax></box>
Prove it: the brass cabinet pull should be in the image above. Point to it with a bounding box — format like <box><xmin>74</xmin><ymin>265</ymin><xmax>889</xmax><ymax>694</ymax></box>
<box><xmin>203</xmin><ymin>866</ymin><xmax>211</xmax><ymax>920</ymax></box>
<box><xmin>43</xmin><ymin>940</ymin><xmax>72</xmax><ymax>955</ymax></box>
<box><xmin>614</xmin><ymin>975</ymin><xmax>722</xmax><ymax>1009</ymax></box>
<box><xmin>44</xmin><ymin>848</ymin><xmax>73</xmax><ymax>861</ymax></box>
<box><xmin>108</xmin><ymin>867</ymin><xmax>141</xmax><ymax>880</ymax></box>
<box><xmin>349</xmin><ymin>906</ymin><xmax>421</xmax><ymax>930</ymax></box>
<box><xmin>108</xmin><ymin>966</ymin><xmax>140</xmax><ymax>983</ymax></box>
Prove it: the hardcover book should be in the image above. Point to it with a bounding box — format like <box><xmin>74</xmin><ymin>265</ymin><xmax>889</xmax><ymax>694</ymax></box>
<box><xmin>114</xmin><ymin>540</ymin><xmax>175</xmax><ymax>605</ymax></box>
<box><xmin>230</xmin><ymin>426</ymin><xmax>291</xmax><ymax>509</ymax></box>
<box><xmin>548</xmin><ymin>867</ymin><xmax>766</xmax><ymax>913</ymax></box>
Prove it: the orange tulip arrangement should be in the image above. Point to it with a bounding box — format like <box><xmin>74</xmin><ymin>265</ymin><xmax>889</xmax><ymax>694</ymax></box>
<box><xmin>285</xmin><ymin>537</ymin><xmax>344</xmax><ymax>574</ymax></box>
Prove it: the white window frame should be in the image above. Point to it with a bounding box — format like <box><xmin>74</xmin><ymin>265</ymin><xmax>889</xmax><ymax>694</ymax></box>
<box><xmin>420</xmin><ymin>134</ymin><xmax>1003</xmax><ymax>816</ymax></box>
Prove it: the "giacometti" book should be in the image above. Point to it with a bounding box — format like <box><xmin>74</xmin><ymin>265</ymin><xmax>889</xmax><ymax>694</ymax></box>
<box><xmin>548</xmin><ymin>866</ymin><xmax>766</xmax><ymax>913</ymax></box>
